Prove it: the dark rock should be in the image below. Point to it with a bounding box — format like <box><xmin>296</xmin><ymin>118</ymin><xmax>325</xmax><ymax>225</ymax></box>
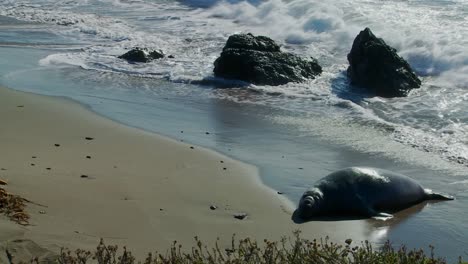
<box><xmin>223</xmin><ymin>33</ymin><xmax>280</xmax><ymax>52</ymax></box>
<box><xmin>277</xmin><ymin>191</ymin><xmax>283</xmax><ymax>195</ymax></box>
<box><xmin>233</xmin><ymin>213</ymin><xmax>247</xmax><ymax>220</ymax></box>
<box><xmin>54</xmin><ymin>144</ymin><xmax>60</xmax><ymax>147</ymax></box>
<box><xmin>210</xmin><ymin>205</ymin><xmax>217</xmax><ymax>210</ymax></box>
<box><xmin>168</xmin><ymin>55</ymin><xmax>175</xmax><ymax>58</ymax></box>
<box><xmin>214</xmin><ymin>33</ymin><xmax>322</xmax><ymax>86</ymax></box>
<box><xmin>86</xmin><ymin>156</ymin><xmax>91</xmax><ymax>159</ymax></box>
<box><xmin>80</xmin><ymin>175</ymin><xmax>88</xmax><ymax>178</ymax></box>
<box><xmin>118</xmin><ymin>47</ymin><xmax>164</xmax><ymax>63</ymax></box>
<box><xmin>347</xmin><ymin>28</ymin><xmax>421</xmax><ymax>97</ymax></box>
<box><xmin>85</xmin><ymin>137</ymin><xmax>94</xmax><ymax>140</ymax></box>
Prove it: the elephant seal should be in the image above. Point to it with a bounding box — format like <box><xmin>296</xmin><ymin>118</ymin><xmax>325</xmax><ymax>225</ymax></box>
<box><xmin>298</xmin><ymin>167</ymin><xmax>454</xmax><ymax>220</ymax></box>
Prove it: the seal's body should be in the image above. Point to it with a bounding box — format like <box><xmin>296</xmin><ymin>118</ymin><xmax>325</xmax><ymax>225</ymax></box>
<box><xmin>298</xmin><ymin>167</ymin><xmax>453</xmax><ymax>219</ymax></box>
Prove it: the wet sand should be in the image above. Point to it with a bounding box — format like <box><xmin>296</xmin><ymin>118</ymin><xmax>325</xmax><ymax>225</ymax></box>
<box><xmin>0</xmin><ymin>86</ymin><xmax>369</xmax><ymax>262</ymax></box>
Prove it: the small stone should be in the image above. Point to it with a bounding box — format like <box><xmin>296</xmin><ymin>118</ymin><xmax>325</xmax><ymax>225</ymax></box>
<box><xmin>234</xmin><ymin>213</ymin><xmax>247</xmax><ymax>220</ymax></box>
<box><xmin>180</xmin><ymin>131</ymin><xmax>184</xmax><ymax>133</ymax></box>
<box><xmin>220</xmin><ymin>160</ymin><xmax>224</xmax><ymax>163</ymax></box>
<box><xmin>80</xmin><ymin>175</ymin><xmax>89</xmax><ymax>178</ymax></box>
<box><xmin>0</xmin><ymin>179</ymin><xmax>7</xmax><ymax>185</ymax></box>
<box><xmin>54</xmin><ymin>144</ymin><xmax>60</xmax><ymax>147</ymax></box>
<box><xmin>223</xmin><ymin>167</ymin><xmax>227</xmax><ymax>170</ymax></box>
<box><xmin>168</xmin><ymin>55</ymin><xmax>175</xmax><ymax>58</ymax></box>
<box><xmin>190</xmin><ymin>146</ymin><xmax>194</xmax><ymax>149</ymax></box>
<box><xmin>210</xmin><ymin>205</ymin><xmax>217</xmax><ymax>210</ymax></box>
<box><xmin>205</xmin><ymin>132</ymin><xmax>210</xmax><ymax>135</ymax></box>
<box><xmin>30</xmin><ymin>163</ymin><xmax>35</xmax><ymax>166</ymax></box>
<box><xmin>17</xmin><ymin>105</ymin><xmax>24</xmax><ymax>108</ymax></box>
<box><xmin>0</xmin><ymin>168</ymin><xmax>6</xmax><ymax>171</ymax></box>
<box><xmin>32</xmin><ymin>156</ymin><xmax>37</xmax><ymax>159</ymax></box>
<box><xmin>277</xmin><ymin>191</ymin><xmax>283</xmax><ymax>195</ymax></box>
<box><xmin>160</xmin><ymin>208</ymin><xmax>164</xmax><ymax>211</ymax></box>
<box><xmin>85</xmin><ymin>137</ymin><xmax>94</xmax><ymax>140</ymax></box>
<box><xmin>345</xmin><ymin>239</ymin><xmax>352</xmax><ymax>245</ymax></box>
<box><xmin>298</xmin><ymin>168</ymin><xmax>303</xmax><ymax>170</ymax></box>
<box><xmin>46</xmin><ymin>168</ymin><xmax>51</xmax><ymax>170</ymax></box>
<box><xmin>86</xmin><ymin>156</ymin><xmax>91</xmax><ymax>159</ymax></box>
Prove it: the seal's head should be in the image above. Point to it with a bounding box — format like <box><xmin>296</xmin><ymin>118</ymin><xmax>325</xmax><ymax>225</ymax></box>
<box><xmin>298</xmin><ymin>188</ymin><xmax>323</xmax><ymax>219</ymax></box>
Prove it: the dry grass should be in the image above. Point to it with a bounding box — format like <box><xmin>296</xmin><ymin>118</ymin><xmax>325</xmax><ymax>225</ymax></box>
<box><xmin>0</xmin><ymin>179</ymin><xmax>30</xmax><ymax>225</ymax></box>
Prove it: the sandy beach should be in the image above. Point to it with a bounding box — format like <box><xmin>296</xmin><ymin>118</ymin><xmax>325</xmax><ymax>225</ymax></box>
<box><xmin>0</xmin><ymin>86</ymin><xmax>367</xmax><ymax>262</ymax></box>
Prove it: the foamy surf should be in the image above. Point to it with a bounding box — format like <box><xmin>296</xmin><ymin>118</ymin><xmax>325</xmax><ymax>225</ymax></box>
<box><xmin>1</xmin><ymin>0</ymin><xmax>467</xmax><ymax>179</ymax></box>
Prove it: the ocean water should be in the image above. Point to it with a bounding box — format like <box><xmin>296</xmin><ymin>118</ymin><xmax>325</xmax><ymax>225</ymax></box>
<box><xmin>0</xmin><ymin>0</ymin><xmax>467</xmax><ymax>260</ymax></box>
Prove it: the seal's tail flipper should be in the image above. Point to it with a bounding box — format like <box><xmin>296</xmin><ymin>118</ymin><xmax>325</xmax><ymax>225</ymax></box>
<box><xmin>425</xmin><ymin>189</ymin><xmax>455</xmax><ymax>200</ymax></box>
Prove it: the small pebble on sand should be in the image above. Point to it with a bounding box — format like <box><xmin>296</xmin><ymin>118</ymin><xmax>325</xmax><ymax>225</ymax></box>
<box><xmin>85</xmin><ymin>137</ymin><xmax>94</xmax><ymax>140</ymax></box>
<box><xmin>190</xmin><ymin>146</ymin><xmax>194</xmax><ymax>149</ymax></box>
<box><xmin>86</xmin><ymin>156</ymin><xmax>91</xmax><ymax>159</ymax></box>
<box><xmin>80</xmin><ymin>175</ymin><xmax>89</xmax><ymax>178</ymax></box>
<box><xmin>210</xmin><ymin>205</ymin><xmax>217</xmax><ymax>210</ymax></box>
<box><xmin>54</xmin><ymin>144</ymin><xmax>60</xmax><ymax>147</ymax></box>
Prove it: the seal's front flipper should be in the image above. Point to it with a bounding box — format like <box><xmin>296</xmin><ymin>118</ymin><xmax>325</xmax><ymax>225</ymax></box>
<box><xmin>371</xmin><ymin>212</ymin><xmax>394</xmax><ymax>221</ymax></box>
<box><xmin>361</xmin><ymin>205</ymin><xmax>394</xmax><ymax>220</ymax></box>
<box><xmin>425</xmin><ymin>189</ymin><xmax>455</xmax><ymax>200</ymax></box>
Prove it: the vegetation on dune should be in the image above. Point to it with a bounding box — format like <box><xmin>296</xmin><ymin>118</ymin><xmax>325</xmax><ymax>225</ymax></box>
<box><xmin>27</xmin><ymin>231</ymin><xmax>460</xmax><ymax>264</ymax></box>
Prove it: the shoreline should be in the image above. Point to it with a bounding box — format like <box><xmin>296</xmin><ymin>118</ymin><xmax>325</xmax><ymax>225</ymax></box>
<box><xmin>0</xmin><ymin>85</ymin><xmax>367</xmax><ymax>262</ymax></box>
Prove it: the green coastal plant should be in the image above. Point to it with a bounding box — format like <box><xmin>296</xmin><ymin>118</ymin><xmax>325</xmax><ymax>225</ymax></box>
<box><xmin>43</xmin><ymin>231</ymin><xmax>461</xmax><ymax>264</ymax></box>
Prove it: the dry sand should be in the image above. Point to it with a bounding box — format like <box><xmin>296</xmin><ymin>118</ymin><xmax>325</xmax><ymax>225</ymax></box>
<box><xmin>0</xmin><ymin>86</ymin><xmax>367</xmax><ymax>262</ymax></box>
